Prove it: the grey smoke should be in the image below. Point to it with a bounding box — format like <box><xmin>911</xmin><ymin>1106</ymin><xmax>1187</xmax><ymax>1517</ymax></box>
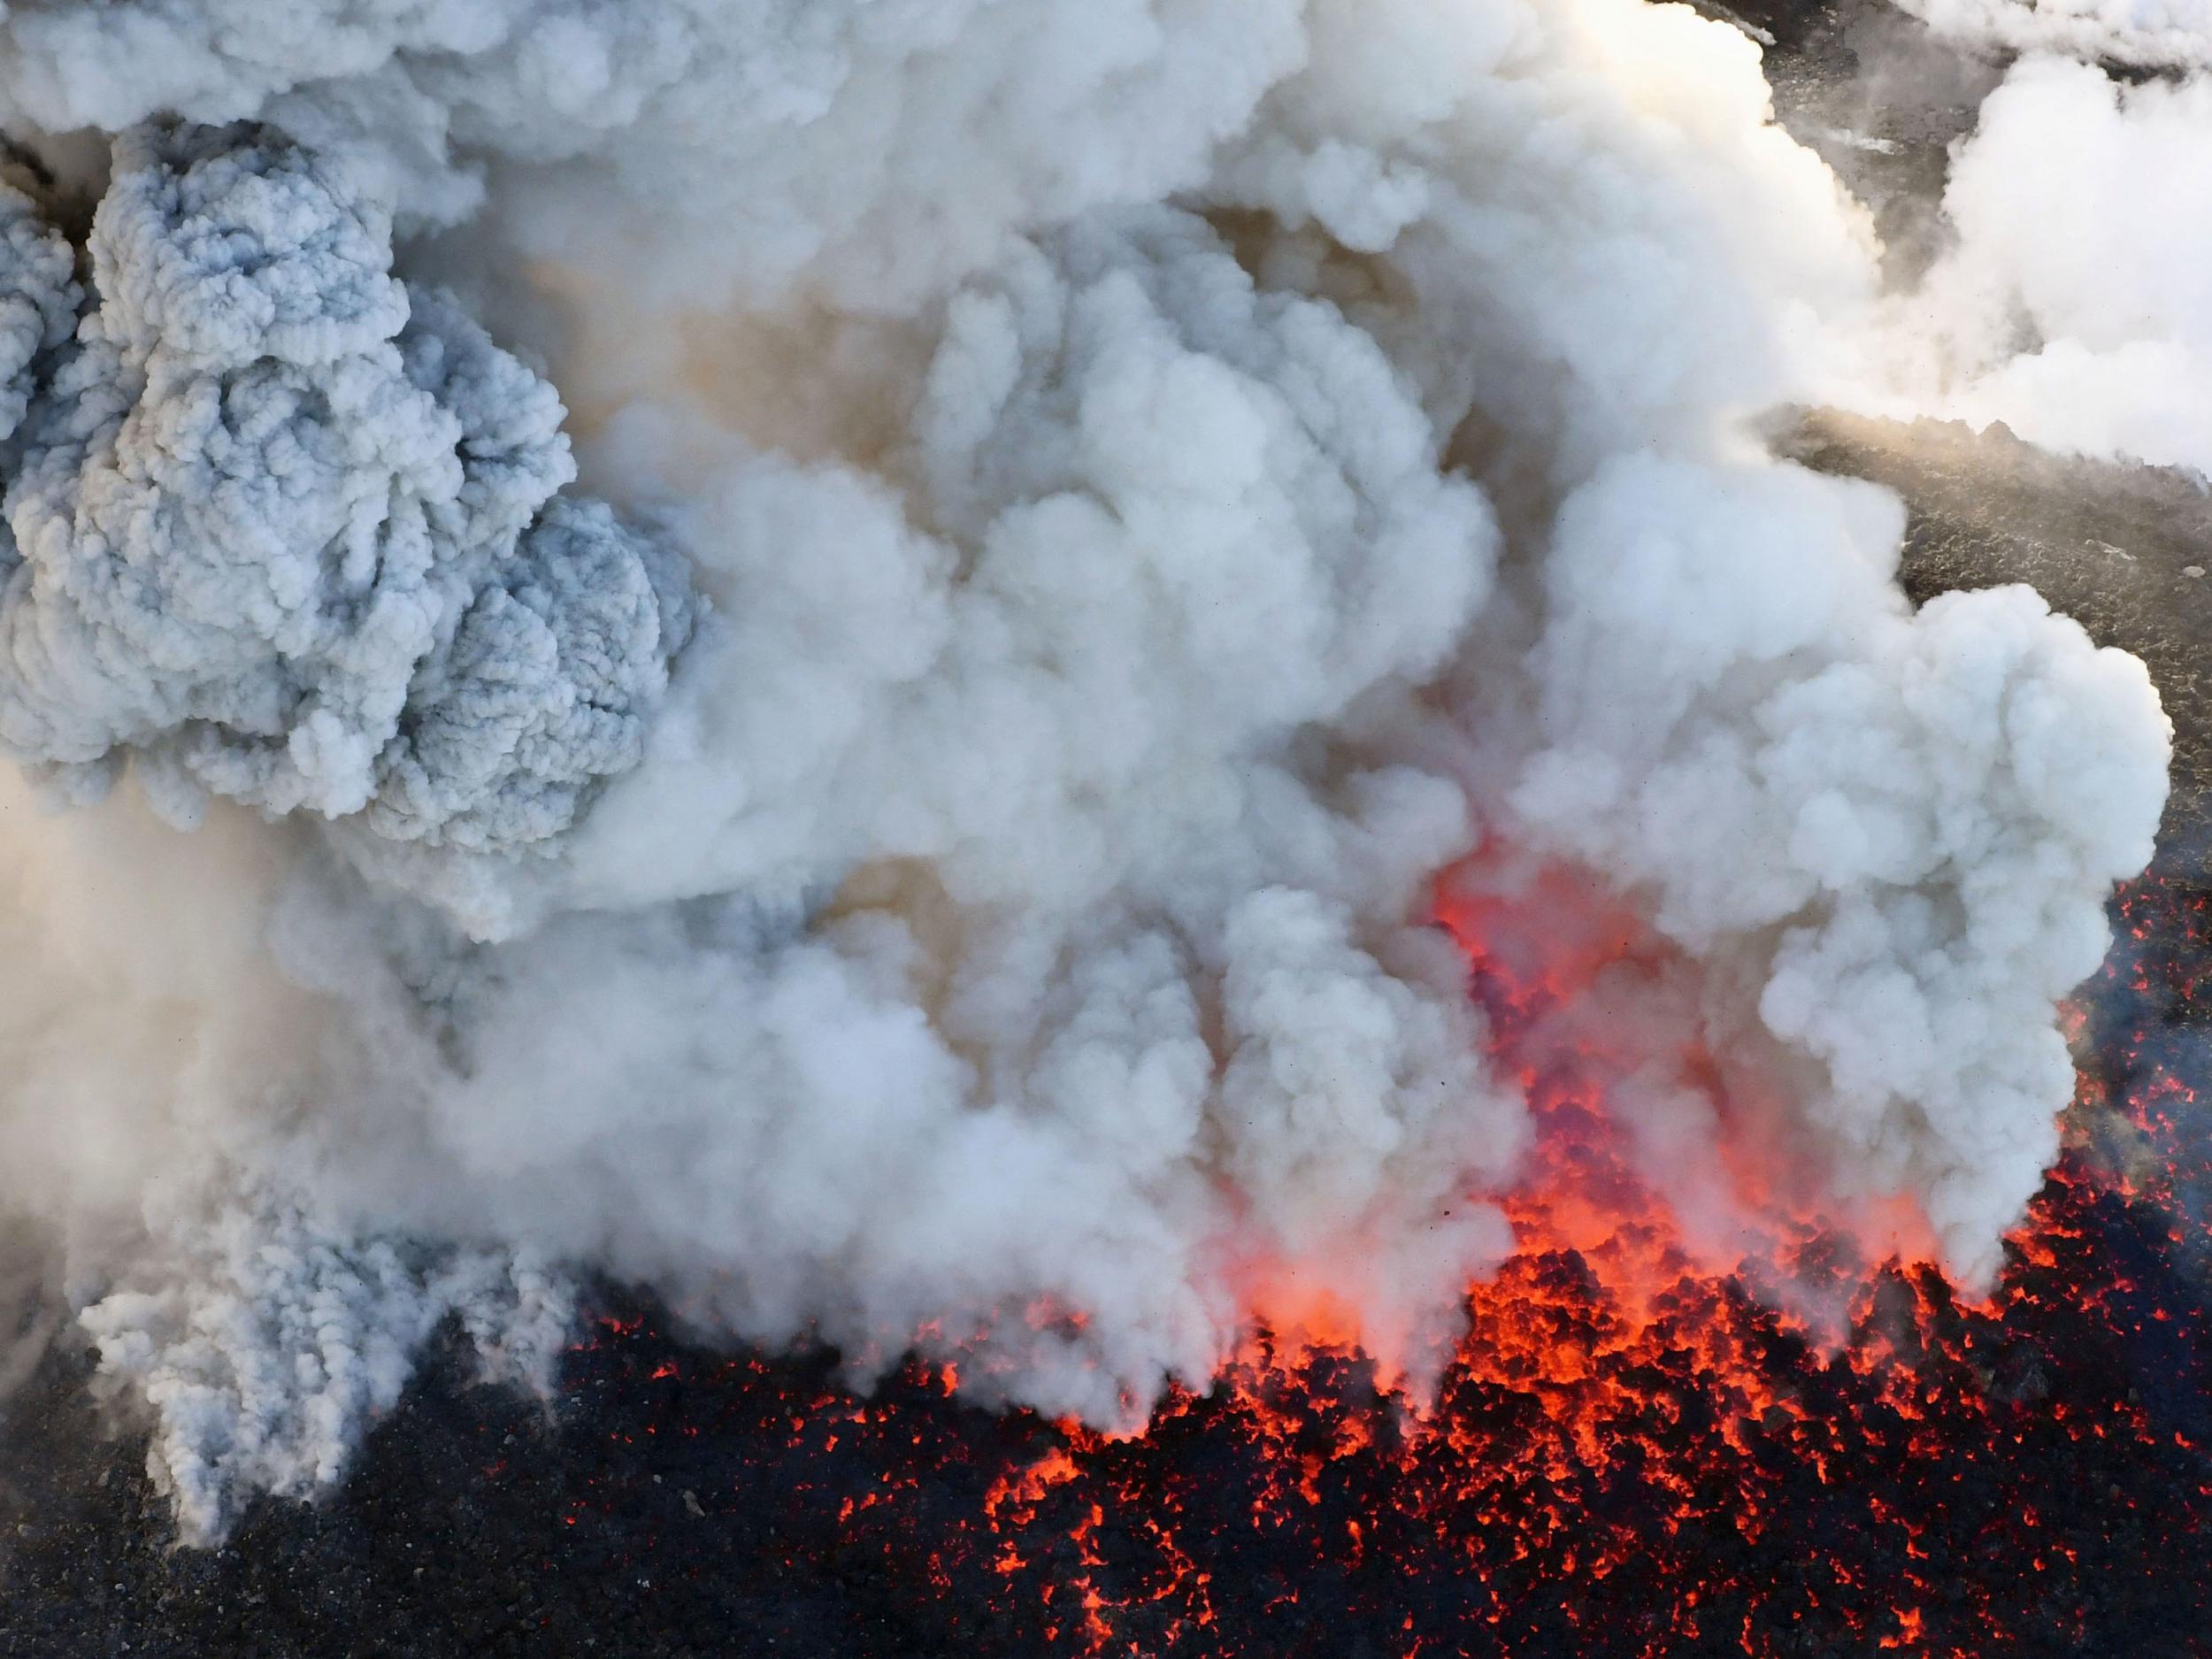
<box><xmin>0</xmin><ymin>0</ymin><xmax>2173</xmax><ymax>1543</ymax></box>
<box><xmin>0</xmin><ymin>0</ymin><xmax>1310</xmax><ymax>307</ymax></box>
<box><xmin>0</xmin><ymin>162</ymin><xmax>76</xmax><ymax>444</ymax></box>
<box><xmin>0</xmin><ymin>123</ymin><xmax>690</xmax><ymax>921</ymax></box>
<box><xmin>81</xmin><ymin>1194</ymin><xmax>570</xmax><ymax>1545</ymax></box>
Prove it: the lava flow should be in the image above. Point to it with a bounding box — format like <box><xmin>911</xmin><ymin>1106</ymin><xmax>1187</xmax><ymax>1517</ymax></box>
<box><xmin>481</xmin><ymin>864</ymin><xmax>2212</xmax><ymax>1659</ymax></box>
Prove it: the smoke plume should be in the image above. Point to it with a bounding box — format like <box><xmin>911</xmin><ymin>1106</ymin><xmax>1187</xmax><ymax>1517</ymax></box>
<box><xmin>0</xmin><ymin>0</ymin><xmax>2170</xmax><ymax>1541</ymax></box>
<box><xmin>1894</xmin><ymin>0</ymin><xmax>2212</xmax><ymax>67</ymax></box>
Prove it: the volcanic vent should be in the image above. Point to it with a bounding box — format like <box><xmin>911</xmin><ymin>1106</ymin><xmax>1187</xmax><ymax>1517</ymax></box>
<box><xmin>3</xmin><ymin>0</ymin><xmax>2212</xmax><ymax>1653</ymax></box>
<box><xmin>13</xmin><ymin>656</ymin><xmax>2212</xmax><ymax>1657</ymax></box>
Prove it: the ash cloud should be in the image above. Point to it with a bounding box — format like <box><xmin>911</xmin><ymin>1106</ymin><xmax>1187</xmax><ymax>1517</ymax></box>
<box><xmin>0</xmin><ymin>0</ymin><xmax>2172</xmax><ymax>1540</ymax></box>
<box><xmin>0</xmin><ymin>122</ymin><xmax>692</xmax><ymax>931</ymax></box>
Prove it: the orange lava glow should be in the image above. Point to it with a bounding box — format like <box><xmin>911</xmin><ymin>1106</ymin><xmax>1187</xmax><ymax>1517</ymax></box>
<box><xmin>546</xmin><ymin>868</ymin><xmax>2212</xmax><ymax>1657</ymax></box>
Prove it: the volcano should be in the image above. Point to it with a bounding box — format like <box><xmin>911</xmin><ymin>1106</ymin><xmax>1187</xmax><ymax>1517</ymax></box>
<box><xmin>6</xmin><ymin>0</ymin><xmax>2212</xmax><ymax>1654</ymax></box>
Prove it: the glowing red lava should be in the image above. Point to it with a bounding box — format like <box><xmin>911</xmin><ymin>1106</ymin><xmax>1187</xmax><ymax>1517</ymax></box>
<box><xmin>535</xmin><ymin>866</ymin><xmax>2212</xmax><ymax>1657</ymax></box>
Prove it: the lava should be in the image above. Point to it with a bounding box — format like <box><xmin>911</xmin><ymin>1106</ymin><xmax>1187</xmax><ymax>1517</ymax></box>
<box><xmin>508</xmin><ymin>864</ymin><xmax>2212</xmax><ymax>1655</ymax></box>
<box><xmin>13</xmin><ymin>857</ymin><xmax>2174</xmax><ymax>1652</ymax></box>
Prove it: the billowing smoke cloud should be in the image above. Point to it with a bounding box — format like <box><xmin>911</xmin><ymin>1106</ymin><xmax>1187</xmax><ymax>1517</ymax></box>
<box><xmin>0</xmin><ymin>0</ymin><xmax>1309</xmax><ymax>307</ymax></box>
<box><xmin>1893</xmin><ymin>0</ymin><xmax>2212</xmax><ymax>67</ymax></box>
<box><xmin>0</xmin><ymin>122</ymin><xmax>692</xmax><ymax>933</ymax></box>
<box><xmin>1853</xmin><ymin>0</ymin><xmax>2212</xmax><ymax>478</ymax></box>
<box><xmin>1886</xmin><ymin>55</ymin><xmax>2212</xmax><ymax>478</ymax></box>
<box><xmin>0</xmin><ymin>0</ymin><xmax>2170</xmax><ymax>1542</ymax></box>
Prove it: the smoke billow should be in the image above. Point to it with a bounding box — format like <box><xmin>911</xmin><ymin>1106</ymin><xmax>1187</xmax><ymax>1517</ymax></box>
<box><xmin>1894</xmin><ymin>0</ymin><xmax>2212</xmax><ymax>67</ymax></box>
<box><xmin>1887</xmin><ymin>57</ymin><xmax>2212</xmax><ymax>478</ymax></box>
<box><xmin>1850</xmin><ymin>0</ymin><xmax>2212</xmax><ymax>480</ymax></box>
<box><xmin>0</xmin><ymin>0</ymin><xmax>2171</xmax><ymax>1541</ymax></box>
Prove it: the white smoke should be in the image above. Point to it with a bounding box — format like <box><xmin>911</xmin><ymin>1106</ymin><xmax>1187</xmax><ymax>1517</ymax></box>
<box><xmin>0</xmin><ymin>0</ymin><xmax>2171</xmax><ymax>1541</ymax></box>
<box><xmin>1854</xmin><ymin>0</ymin><xmax>2212</xmax><ymax>479</ymax></box>
<box><xmin>0</xmin><ymin>0</ymin><xmax>1310</xmax><ymax>307</ymax></box>
<box><xmin>1893</xmin><ymin>0</ymin><xmax>2212</xmax><ymax>67</ymax></box>
<box><xmin>1879</xmin><ymin>55</ymin><xmax>2212</xmax><ymax>479</ymax></box>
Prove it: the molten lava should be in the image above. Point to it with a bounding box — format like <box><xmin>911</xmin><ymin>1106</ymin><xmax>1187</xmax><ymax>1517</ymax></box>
<box><xmin>539</xmin><ymin>866</ymin><xmax>2212</xmax><ymax>1657</ymax></box>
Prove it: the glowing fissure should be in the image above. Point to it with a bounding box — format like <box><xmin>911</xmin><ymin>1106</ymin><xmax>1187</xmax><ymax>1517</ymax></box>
<box><xmin>533</xmin><ymin>868</ymin><xmax>2204</xmax><ymax>1656</ymax></box>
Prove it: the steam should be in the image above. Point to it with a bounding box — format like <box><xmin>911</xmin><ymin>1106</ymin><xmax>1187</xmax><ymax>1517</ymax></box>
<box><xmin>1894</xmin><ymin>0</ymin><xmax>2212</xmax><ymax>67</ymax></box>
<box><xmin>1890</xmin><ymin>57</ymin><xmax>2212</xmax><ymax>478</ymax></box>
<box><xmin>1859</xmin><ymin>2</ymin><xmax>2212</xmax><ymax>478</ymax></box>
<box><xmin>0</xmin><ymin>0</ymin><xmax>2171</xmax><ymax>1541</ymax></box>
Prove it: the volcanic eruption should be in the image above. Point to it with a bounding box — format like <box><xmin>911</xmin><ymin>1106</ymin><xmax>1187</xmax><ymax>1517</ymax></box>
<box><xmin>0</xmin><ymin>0</ymin><xmax>2208</xmax><ymax>1652</ymax></box>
